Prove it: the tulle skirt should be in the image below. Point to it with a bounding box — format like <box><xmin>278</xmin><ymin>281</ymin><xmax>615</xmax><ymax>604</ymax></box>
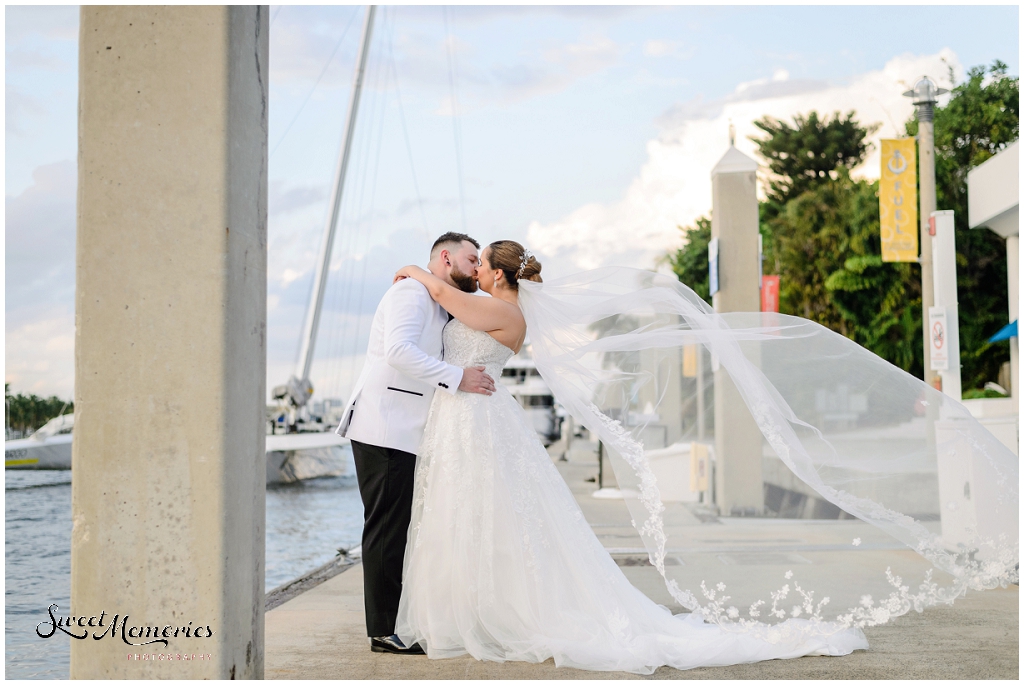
<box><xmin>394</xmin><ymin>387</ymin><xmax>868</xmax><ymax>674</ymax></box>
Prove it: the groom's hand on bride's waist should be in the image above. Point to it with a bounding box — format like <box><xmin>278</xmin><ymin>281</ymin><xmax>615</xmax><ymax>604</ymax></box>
<box><xmin>459</xmin><ymin>366</ymin><xmax>495</xmax><ymax>395</ymax></box>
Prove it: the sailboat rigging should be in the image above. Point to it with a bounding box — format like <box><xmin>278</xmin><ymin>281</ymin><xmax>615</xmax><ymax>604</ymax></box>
<box><xmin>265</xmin><ymin>6</ymin><xmax>564</xmax><ymax>459</ymax></box>
<box><xmin>272</xmin><ymin>5</ymin><xmax>377</xmax><ymax>428</ymax></box>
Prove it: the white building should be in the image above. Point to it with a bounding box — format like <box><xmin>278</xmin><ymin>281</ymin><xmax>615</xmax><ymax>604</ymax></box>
<box><xmin>966</xmin><ymin>139</ymin><xmax>1018</xmax><ymax>453</ymax></box>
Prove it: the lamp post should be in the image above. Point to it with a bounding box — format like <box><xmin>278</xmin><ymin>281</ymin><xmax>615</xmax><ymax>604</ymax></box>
<box><xmin>903</xmin><ymin>76</ymin><xmax>948</xmax><ymax>385</ymax></box>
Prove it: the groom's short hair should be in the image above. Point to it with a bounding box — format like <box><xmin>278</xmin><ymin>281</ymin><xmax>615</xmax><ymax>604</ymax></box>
<box><xmin>431</xmin><ymin>232</ymin><xmax>480</xmax><ymax>258</ymax></box>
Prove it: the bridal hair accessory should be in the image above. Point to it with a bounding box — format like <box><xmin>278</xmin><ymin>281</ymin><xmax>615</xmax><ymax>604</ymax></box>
<box><xmin>516</xmin><ymin>248</ymin><xmax>535</xmax><ymax>279</ymax></box>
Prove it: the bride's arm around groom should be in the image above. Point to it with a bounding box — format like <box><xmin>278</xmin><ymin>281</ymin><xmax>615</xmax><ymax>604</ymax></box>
<box><xmin>335</xmin><ymin>247</ymin><xmax>495</xmax><ymax>452</ymax></box>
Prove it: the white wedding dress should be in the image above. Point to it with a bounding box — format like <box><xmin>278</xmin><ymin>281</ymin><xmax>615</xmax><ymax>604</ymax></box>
<box><xmin>394</xmin><ymin>319</ymin><xmax>868</xmax><ymax>674</ymax></box>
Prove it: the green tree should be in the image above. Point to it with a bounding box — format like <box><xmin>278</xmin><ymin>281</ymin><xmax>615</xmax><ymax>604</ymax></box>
<box><xmin>769</xmin><ymin>169</ymin><xmax>922</xmax><ymax>378</ymax></box>
<box><xmin>825</xmin><ymin>227</ymin><xmax>923</xmax><ymax>377</ymax></box>
<box><xmin>751</xmin><ymin>112</ymin><xmax>914</xmax><ymax>351</ymax></box>
<box><xmin>905</xmin><ymin>60</ymin><xmax>1018</xmax><ymax>390</ymax></box>
<box><xmin>663</xmin><ymin>216</ymin><xmax>712</xmax><ymax>305</ymax></box>
<box><xmin>664</xmin><ymin>65</ymin><xmax>1017</xmax><ymax>385</ymax></box>
<box><xmin>753</xmin><ymin>111</ymin><xmax>878</xmax><ymax>221</ymax></box>
<box><xmin>5</xmin><ymin>384</ymin><xmax>73</xmax><ymax>436</ymax></box>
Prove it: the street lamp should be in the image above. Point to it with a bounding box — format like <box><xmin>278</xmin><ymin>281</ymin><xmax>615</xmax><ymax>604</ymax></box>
<box><xmin>903</xmin><ymin>76</ymin><xmax>949</xmax><ymax>386</ymax></box>
<box><xmin>903</xmin><ymin>76</ymin><xmax>949</xmax><ymax>123</ymax></box>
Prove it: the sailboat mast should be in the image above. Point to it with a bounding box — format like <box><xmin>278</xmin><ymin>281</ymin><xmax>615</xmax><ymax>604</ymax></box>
<box><xmin>295</xmin><ymin>5</ymin><xmax>377</xmax><ymax>389</ymax></box>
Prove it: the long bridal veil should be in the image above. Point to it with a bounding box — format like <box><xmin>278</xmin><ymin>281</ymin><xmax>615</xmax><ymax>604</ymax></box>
<box><xmin>519</xmin><ymin>267</ymin><xmax>1017</xmax><ymax>637</ymax></box>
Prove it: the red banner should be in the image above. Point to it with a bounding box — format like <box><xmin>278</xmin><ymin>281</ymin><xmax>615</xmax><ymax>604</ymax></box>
<box><xmin>761</xmin><ymin>275</ymin><xmax>780</xmax><ymax>313</ymax></box>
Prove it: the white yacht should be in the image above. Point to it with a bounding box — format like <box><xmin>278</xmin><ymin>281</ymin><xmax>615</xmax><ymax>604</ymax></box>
<box><xmin>499</xmin><ymin>343</ymin><xmax>563</xmax><ymax>446</ymax></box>
<box><xmin>265</xmin><ymin>431</ymin><xmax>349</xmax><ymax>485</ymax></box>
<box><xmin>5</xmin><ymin>413</ymin><xmax>74</xmax><ymax>469</ymax></box>
<box><xmin>6</xmin><ymin>412</ymin><xmax>348</xmax><ymax>484</ymax></box>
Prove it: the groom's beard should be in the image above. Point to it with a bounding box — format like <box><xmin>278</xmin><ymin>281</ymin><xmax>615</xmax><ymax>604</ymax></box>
<box><xmin>450</xmin><ymin>266</ymin><xmax>478</xmax><ymax>293</ymax></box>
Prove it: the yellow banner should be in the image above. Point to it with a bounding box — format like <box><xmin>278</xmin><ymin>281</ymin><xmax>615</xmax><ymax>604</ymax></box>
<box><xmin>879</xmin><ymin>138</ymin><xmax>918</xmax><ymax>262</ymax></box>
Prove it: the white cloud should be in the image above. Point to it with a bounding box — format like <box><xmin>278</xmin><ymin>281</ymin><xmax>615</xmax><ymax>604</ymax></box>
<box><xmin>268</xmin><ymin>6</ymin><xmax>364</xmax><ymax>87</ymax></box>
<box><xmin>5</xmin><ymin>6</ymin><xmax>79</xmax><ymax>42</ymax></box>
<box><xmin>492</xmin><ymin>34</ymin><xmax>623</xmax><ymax>105</ymax></box>
<box><xmin>527</xmin><ymin>49</ymin><xmax>962</xmax><ymax>271</ymax></box>
<box><xmin>6</xmin><ymin>160</ymin><xmax>77</xmax><ymax>308</ymax></box>
<box><xmin>644</xmin><ymin>39</ymin><xmax>676</xmax><ymax>57</ymax></box>
<box><xmin>643</xmin><ymin>39</ymin><xmax>694</xmax><ymax>60</ymax></box>
<box><xmin>269</xmin><ymin>181</ymin><xmax>327</xmax><ymax>217</ymax></box>
<box><xmin>268</xmin><ymin>7</ymin><xmax>628</xmax><ymax>122</ymax></box>
<box><xmin>280</xmin><ymin>268</ymin><xmax>305</xmax><ymax>287</ymax></box>
<box><xmin>5</xmin><ymin>48</ymin><xmax>67</xmax><ymax>71</ymax></box>
<box><xmin>431</xmin><ymin>33</ymin><xmax>624</xmax><ymax>114</ymax></box>
<box><xmin>398</xmin><ymin>6</ymin><xmax>649</xmax><ymax>23</ymax></box>
<box><xmin>5</xmin><ymin>160</ymin><xmax>78</xmax><ymax>398</ymax></box>
<box><xmin>5</xmin><ymin>84</ymin><xmax>47</xmax><ymax>136</ymax></box>
<box><xmin>5</xmin><ymin>309</ymin><xmax>76</xmax><ymax>399</ymax></box>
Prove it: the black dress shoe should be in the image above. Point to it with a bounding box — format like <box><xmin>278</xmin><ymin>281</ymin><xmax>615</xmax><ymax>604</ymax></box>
<box><xmin>369</xmin><ymin>634</ymin><xmax>425</xmax><ymax>655</ymax></box>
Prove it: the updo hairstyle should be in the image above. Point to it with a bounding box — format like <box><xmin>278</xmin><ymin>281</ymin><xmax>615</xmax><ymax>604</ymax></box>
<box><xmin>486</xmin><ymin>240</ymin><xmax>542</xmax><ymax>290</ymax></box>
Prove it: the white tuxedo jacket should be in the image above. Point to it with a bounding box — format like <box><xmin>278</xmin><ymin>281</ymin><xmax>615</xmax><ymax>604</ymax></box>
<box><xmin>335</xmin><ymin>279</ymin><xmax>464</xmax><ymax>454</ymax></box>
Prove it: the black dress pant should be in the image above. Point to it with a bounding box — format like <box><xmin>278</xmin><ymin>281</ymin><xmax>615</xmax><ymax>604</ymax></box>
<box><xmin>351</xmin><ymin>439</ymin><xmax>417</xmax><ymax>637</ymax></box>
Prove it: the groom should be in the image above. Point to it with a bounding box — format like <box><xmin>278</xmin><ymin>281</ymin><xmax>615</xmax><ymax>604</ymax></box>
<box><xmin>335</xmin><ymin>232</ymin><xmax>495</xmax><ymax>654</ymax></box>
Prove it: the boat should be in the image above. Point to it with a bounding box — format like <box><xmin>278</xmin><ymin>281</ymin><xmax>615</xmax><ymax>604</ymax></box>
<box><xmin>6</xmin><ymin>412</ymin><xmax>349</xmax><ymax>484</ymax></box>
<box><xmin>499</xmin><ymin>342</ymin><xmax>563</xmax><ymax>446</ymax></box>
<box><xmin>5</xmin><ymin>413</ymin><xmax>74</xmax><ymax>469</ymax></box>
<box><xmin>265</xmin><ymin>431</ymin><xmax>349</xmax><ymax>485</ymax></box>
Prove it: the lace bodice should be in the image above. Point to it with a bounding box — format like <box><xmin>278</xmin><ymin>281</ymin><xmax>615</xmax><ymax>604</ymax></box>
<box><xmin>443</xmin><ymin>319</ymin><xmax>515</xmax><ymax>379</ymax></box>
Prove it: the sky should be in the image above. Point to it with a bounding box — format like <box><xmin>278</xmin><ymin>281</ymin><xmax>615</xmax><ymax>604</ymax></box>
<box><xmin>5</xmin><ymin>4</ymin><xmax>1020</xmax><ymax>403</ymax></box>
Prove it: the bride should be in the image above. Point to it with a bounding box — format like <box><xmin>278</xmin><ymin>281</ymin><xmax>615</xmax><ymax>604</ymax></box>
<box><xmin>389</xmin><ymin>240</ymin><xmax>873</xmax><ymax>673</ymax></box>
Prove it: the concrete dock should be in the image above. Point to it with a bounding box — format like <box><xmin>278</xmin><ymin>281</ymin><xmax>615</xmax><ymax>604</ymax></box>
<box><xmin>265</xmin><ymin>459</ymin><xmax>1018</xmax><ymax>679</ymax></box>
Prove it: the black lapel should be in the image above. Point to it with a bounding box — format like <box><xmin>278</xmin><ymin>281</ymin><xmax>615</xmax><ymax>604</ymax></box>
<box><xmin>441</xmin><ymin>308</ymin><xmax>453</xmax><ymax>359</ymax></box>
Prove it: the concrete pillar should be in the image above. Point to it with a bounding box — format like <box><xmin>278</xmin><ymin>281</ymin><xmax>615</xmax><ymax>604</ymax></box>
<box><xmin>636</xmin><ymin>344</ymin><xmax>682</xmax><ymax>449</ymax></box>
<box><xmin>1007</xmin><ymin>235</ymin><xmax>1019</xmax><ymax>413</ymax></box>
<box><xmin>72</xmin><ymin>6</ymin><xmax>268</xmax><ymax>679</ymax></box>
<box><xmin>710</xmin><ymin>146</ymin><xmax>764</xmax><ymax>515</ymax></box>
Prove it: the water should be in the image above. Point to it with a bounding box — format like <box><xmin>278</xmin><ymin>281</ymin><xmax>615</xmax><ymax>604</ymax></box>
<box><xmin>5</xmin><ymin>452</ymin><xmax>365</xmax><ymax>680</ymax></box>
<box><xmin>5</xmin><ymin>471</ymin><xmax>73</xmax><ymax>679</ymax></box>
<box><xmin>265</xmin><ymin>457</ymin><xmax>364</xmax><ymax>590</ymax></box>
